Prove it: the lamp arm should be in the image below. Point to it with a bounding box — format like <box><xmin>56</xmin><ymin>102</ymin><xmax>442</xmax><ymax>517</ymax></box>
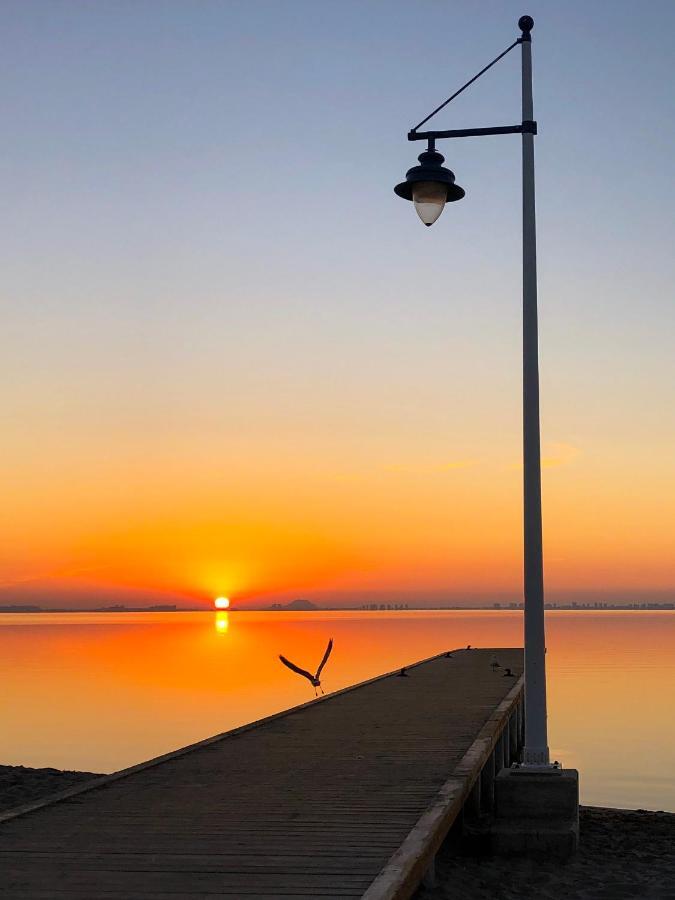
<box><xmin>409</xmin><ymin>122</ymin><xmax>537</xmax><ymax>142</ymax></box>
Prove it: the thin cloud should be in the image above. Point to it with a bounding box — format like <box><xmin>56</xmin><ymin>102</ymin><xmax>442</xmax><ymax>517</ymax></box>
<box><xmin>0</xmin><ymin>564</ymin><xmax>111</xmax><ymax>592</ymax></box>
<box><xmin>510</xmin><ymin>442</ymin><xmax>580</xmax><ymax>470</ymax></box>
<box><xmin>384</xmin><ymin>460</ymin><xmax>478</xmax><ymax>474</ymax></box>
<box><xmin>541</xmin><ymin>442</ymin><xmax>581</xmax><ymax>468</ymax></box>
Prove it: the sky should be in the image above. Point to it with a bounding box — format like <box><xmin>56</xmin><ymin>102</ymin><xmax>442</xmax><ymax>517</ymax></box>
<box><xmin>1</xmin><ymin>0</ymin><xmax>674</xmax><ymax>609</ymax></box>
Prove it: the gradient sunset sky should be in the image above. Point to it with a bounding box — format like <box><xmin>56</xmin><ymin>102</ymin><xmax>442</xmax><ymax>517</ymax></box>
<box><xmin>2</xmin><ymin>0</ymin><xmax>674</xmax><ymax>609</ymax></box>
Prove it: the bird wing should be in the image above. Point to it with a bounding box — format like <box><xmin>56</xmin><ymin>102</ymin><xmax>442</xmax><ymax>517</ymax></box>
<box><xmin>315</xmin><ymin>638</ymin><xmax>333</xmax><ymax>679</ymax></box>
<box><xmin>279</xmin><ymin>655</ymin><xmax>314</xmax><ymax>682</ymax></box>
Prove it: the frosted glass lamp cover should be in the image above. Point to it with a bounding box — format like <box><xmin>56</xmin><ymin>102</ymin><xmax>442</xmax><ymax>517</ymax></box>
<box><xmin>412</xmin><ymin>181</ymin><xmax>447</xmax><ymax>226</ymax></box>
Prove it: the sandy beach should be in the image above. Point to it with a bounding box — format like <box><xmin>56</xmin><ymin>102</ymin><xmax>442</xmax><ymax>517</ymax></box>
<box><xmin>2</xmin><ymin>766</ymin><xmax>672</xmax><ymax>898</ymax></box>
<box><xmin>0</xmin><ymin>764</ymin><xmax>101</xmax><ymax>814</ymax></box>
<box><xmin>418</xmin><ymin>806</ymin><xmax>675</xmax><ymax>900</ymax></box>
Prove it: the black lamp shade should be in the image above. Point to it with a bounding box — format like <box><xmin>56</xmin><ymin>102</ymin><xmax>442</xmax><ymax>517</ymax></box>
<box><xmin>394</xmin><ymin>149</ymin><xmax>465</xmax><ymax>203</ymax></box>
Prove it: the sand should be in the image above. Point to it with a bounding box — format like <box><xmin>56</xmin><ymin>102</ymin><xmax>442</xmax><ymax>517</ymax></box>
<box><xmin>0</xmin><ymin>764</ymin><xmax>101</xmax><ymax>813</ymax></box>
<box><xmin>1</xmin><ymin>767</ymin><xmax>673</xmax><ymax>897</ymax></box>
<box><xmin>418</xmin><ymin>806</ymin><xmax>675</xmax><ymax>900</ymax></box>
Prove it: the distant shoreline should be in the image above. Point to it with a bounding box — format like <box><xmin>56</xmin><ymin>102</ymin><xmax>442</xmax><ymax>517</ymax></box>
<box><xmin>1</xmin><ymin>605</ymin><xmax>673</xmax><ymax>614</ymax></box>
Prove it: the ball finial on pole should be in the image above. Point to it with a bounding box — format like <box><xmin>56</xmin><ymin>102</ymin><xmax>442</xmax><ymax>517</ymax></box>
<box><xmin>518</xmin><ymin>15</ymin><xmax>534</xmax><ymax>34</ymax></box>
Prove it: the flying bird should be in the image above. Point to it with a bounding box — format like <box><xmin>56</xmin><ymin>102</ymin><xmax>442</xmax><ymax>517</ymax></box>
<box><xmin>279</xmin><ymin>638</ymin><xmax>333</xmax><ymax>696</ymax></box>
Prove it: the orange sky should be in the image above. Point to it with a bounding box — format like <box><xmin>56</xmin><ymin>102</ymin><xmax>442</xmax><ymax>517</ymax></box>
<box><xmin>3</xmin><ymin>420</ymin><xmax>674</xmax><ymax>608</ymax></box>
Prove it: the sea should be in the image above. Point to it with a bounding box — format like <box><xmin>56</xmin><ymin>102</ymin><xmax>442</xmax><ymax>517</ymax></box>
<box><xmin>1</xmin><ymin>609</ymin><xmax>673</xmax><ymax>811</ymax></box>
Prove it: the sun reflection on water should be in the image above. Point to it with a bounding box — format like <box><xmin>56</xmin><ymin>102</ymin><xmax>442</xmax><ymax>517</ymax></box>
<box><xmin>214</xmin><ymin>612</ymin><xmax>229</xmax><ymax>634</ymax></box>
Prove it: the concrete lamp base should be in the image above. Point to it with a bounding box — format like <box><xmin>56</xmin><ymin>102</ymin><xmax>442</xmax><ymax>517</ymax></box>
<box><xmin>491</xmin><ymin>767</ymin><xmax>579</xmax><ymax>859</ymax></box>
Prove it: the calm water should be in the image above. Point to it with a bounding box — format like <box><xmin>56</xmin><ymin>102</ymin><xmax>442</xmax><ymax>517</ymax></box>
<box><xmin>2</xmin><ymin>610</ymin><xmax>673</xmax><ymax>811</ymax></box>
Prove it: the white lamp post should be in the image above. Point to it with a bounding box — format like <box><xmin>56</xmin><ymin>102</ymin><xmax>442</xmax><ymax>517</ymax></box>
<box><xmin>395</xmin><ymin>15</ymin><xmax>549</xmax><ymax>766</ymax></box>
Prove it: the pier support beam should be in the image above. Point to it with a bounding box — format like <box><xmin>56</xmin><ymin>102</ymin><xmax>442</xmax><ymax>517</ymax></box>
<box><xmin>491</xmin><ymin>768</ymin><xmax>579</xmax><ymax>859</ymax></box>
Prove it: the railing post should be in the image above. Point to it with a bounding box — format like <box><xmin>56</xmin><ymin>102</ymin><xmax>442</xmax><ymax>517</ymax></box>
<box><xmin>466</xmin><ymin>776</ymin><xmax>482</xmax><ymax>820</ymax></box>
<box><xmin>495</xmin><ymin>730</ymin><xmax>505</xmax><ymax>773</ymax></box>
<box><xmin>481</xmin><ymin>749</ymin><xmax>496</xmax><ymax>811</ymax></box>
<box><xmin>422</xmin><ymin>858</ymin><xmax>436</xmax><ymax>889</ymax></box>
<box><xmin>509</xmin><ymin>713</ymin><xmax>519</xmax><ymax>763</ymax></box>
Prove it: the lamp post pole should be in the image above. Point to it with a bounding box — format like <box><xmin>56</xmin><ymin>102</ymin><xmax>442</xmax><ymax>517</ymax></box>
<box><xmin>395</xmin><ymin>15</ymin><xmax>550</xmax><ymax>767</ymax></box>
<box><xmin>519</xmin><ymin>17</ymin><xmax>549</xmax><ymax>766</ymax></box>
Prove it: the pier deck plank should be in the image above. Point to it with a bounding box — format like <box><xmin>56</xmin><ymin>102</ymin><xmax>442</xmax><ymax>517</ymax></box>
<box><xmin>0</xmin><ymin>648</ymin><xmax>523</xmax><ymax>899</ymax></box>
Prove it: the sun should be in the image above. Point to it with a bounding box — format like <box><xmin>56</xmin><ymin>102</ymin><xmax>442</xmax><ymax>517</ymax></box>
<box><xmin>214</xmin><ymin>596</ymin><xmax>230</xmax><ymax>610</ymax></box>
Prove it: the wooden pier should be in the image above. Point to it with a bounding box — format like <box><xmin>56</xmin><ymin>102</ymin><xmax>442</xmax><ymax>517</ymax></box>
<box><xmin>1</xmin><ymin>648</ymin><xmax>524</xmax><ymax>899</ymax></box>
